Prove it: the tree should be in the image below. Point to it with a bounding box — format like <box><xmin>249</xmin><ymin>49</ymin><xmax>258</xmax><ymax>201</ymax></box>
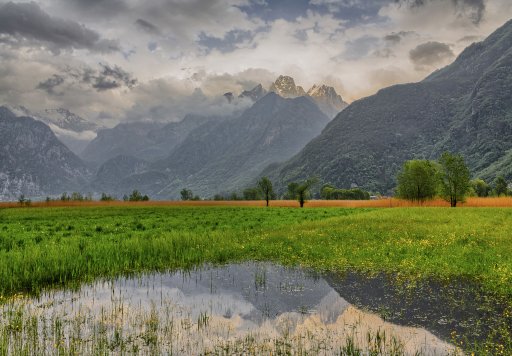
<box><xmin>128</xmin><ymin>190</ymin><xmax>149</xmax><ymax>202</ymax></box>
<box><xmin>438</xmin><ymin>152</ymin><xmax>470</xmax><ymax>207</ymax></box>
<box><xmin>243</xmin><ymin>187</ymin><xmax>260</xmax><ymax>200</ymax></box>
<box><xmin>396</xmin><ymin>160</ymin><xmax>439</xmax><ymax>202</ymax></box>
<box><xmin>257</xmin><ymin>177</ymin><xmax>274</xmax><ymax>207</ymax></box>
<box><xmin>18</xmin><ymin>194</ymin><xmax>26</xmax><ymax>206</ymax></box>
<box><xmin>180</xmin><ymin>188</ymin><xmax>193</xmax><ymax>201</ymax></box>
<box><xmin>286</xmin><ymin>182</ymin><xmax>299</xmax><ymax>200</ymax></box>
<box><xmin>471</xmin><ymin>179</ymin><xmax>490</xmax><ymax>197</ymax></box>
<box><xmin>100</xmin><ymin>193</ymin><xmax>115</xmax><ymax>201</ymax></box>
<box><xmin>494</xmin><ymin>176</ymin><xmax>509</xmax><ymax>196</ymax></box>
<box><xmin>295</xmin><ymin>178</ymin><xmax>318</xmax><ymax>208</ymax></box>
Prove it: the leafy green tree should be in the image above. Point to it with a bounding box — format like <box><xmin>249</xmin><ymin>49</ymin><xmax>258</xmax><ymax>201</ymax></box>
<box><xmin>396</xmin><ymin>160</ymin><xmax>439</xmax><ymax>202</ymax></box>
<box><xmin>321</xmin><ymin>184</ymin><xmax>371</xmax><ymax>200</ymax></box>
<box><xmin>494</xmin><ymin>176</ymin><xmax>509</xmax><ymax>196</ymax></box>
<box><xmin>438</xmin><ymin>152</ymin><xmax>470</xmax><ymax>207</ymax></box>
<box><xmin>295</xmin><ymin>178</ymin><xmax>318</xmax><ymax>208</ymax></box>
<box><xmin>286</xmin><ymin>182</ymin><xmax>299</xmax><ymax>200</ymax></box>
<box><xmin>100</xmin><ymin>193</ymin><xmax>115</xmax><ymax>201</ymax></box>
<box><xmin>180</xmin><ymin>188</ymin><xmax>193</xmax><ymax>201</ymax></box>
<box><xmin>128</xmin><ymin>190</ymin><xmax>149</xmax><ymax>202</ymax></box>
<box><xmin>243</xmin><ymin>187</ymin><xmax>260</xmax><ymax>200</ymax></box>
<box><xmin>257</xmin><ymin>177</ymin><xmax>274</xmax><ymax>207</ymax></box>
<box><xmin>471</xmin><ymin>179</ymin><xmax>490</xmax><ymax>197</ymax></box>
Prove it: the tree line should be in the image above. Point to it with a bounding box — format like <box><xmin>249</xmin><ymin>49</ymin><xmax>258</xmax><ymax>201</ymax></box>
<box><xmin>396</xmin><ymin>152</ymin><xmax>510</xmax><ymax>207</ymax></box>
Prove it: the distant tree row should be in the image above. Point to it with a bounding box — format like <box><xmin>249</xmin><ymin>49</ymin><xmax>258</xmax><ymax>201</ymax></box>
<box><xmin>471</xmin><ymin>176</ymin><xmax>510</xmax><ymax>197</ymax></box>
<box><xmin>320</xmin><ymin>185</ymin><xmax>370</xmax><ymax>200</ymax></box>
<box><xmin>396</xmin><ymin>152</ymin><xmax>510</xmax><ymax>207</ymax></box>
<box><xmin>123</xmin><ymin>190</ymin><xmax>150</xmax><ymax>202</ymax></box>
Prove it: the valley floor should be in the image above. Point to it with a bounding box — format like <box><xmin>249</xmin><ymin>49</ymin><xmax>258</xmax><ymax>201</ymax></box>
<box><xmin>0</xmin><ymin>206</ymin><xmax>511</xmax><ymax>353</ymax></box>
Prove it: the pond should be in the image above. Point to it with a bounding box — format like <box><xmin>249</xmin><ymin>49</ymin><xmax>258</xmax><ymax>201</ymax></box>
<box><xmin>1</xmin><ymin>262</ymin><xmax>496</xmax><ymax>354</ymax></box>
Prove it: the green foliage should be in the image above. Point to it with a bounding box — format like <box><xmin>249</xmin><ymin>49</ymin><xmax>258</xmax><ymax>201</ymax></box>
<box><xmin>243</xmin><ymin>187</ymin><xmax>260</xmax><ymax>200</ymax></box>
<box><xmin>59</xmin><ymin>192</ymin><xmax>93</xmax><ymax>202</ymax></box>
<box><xmin>438</xmin><ymin>152</ymin><xmax>471</xmax><ymax>207</ymax></box>
<box><xmin>257</xmin><ymin>177</ymin><xmax>274</xmax><ymax>207</ymax></box>
<box><xmin>286</xmin><ymin>182</ymin><xmax>299</xmax><ymax>200</ymax></box>
<box><xmin>294</xmin><ymin>178</ymin><xmax>318</xmax><ymax>208</ymax></box>
<box><xmin>321</xmin><ymin>185</ymin><xmax>370</xmax><ymax>200</ymax></box>
<box><xmin>180</xmin><ymin>189</ymin><xmax>194</xmax><ymax>201</ymax></box>
<box><xmin>125</xmin><ymin>190</ymin><xmax>149</xmax><ymax>202</ymax></box>
<box><xmin>471</xmin><ymin>179</ymin><xmax>491</xmax><ymax>197</ymax></box>
<box><xmin>396</xmin><ymin>160</ymin><xmax>439</xmax><ymax>202</ymax></box>
<box><xmin>100</xmin><ymin>193</ymin><xmax>115</xmax><ymax>202</ymax></box>
<box><xmin>494</xmin><ymin>176</ymin><xmax>509</xmax><ymax>197</ymax></box>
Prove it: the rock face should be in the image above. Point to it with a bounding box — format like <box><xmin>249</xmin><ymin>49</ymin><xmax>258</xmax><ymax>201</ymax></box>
<box><xmin>267</xmin><ymin>76</ymin><xmax>348</xmax><ymax>118</ymax></box>
<box><xmin>263</xmin><ymin>19</ymin><xmax>512</xmax><ymax>194</ymax></box>
<box><xmin>2</xmin><ymin>105</ymin><xmax>100</xmax><ymax>155</ymax></box>
<box><xmin>269</xmin><ymin>75</ymin><xmax>306</xmax><ymax>98</ymax></box>
<box><xmin>42</xmin><ymin>108</ymin><xmax>99</xmax><ymax>133</ymax></box>
<box><xmin>307</xmin><ymin>84</ymin><xmax>348</xmax><ymax>119</ymax></box>
<box><xmin>239</xmin><ymin>84</ymin><xmax>267</xmax><ymax>102</ymax></box>
<box><xmin>0</xmin><ymin>107</ymin><xmax>90</xmax><ymax>200</ymax></box>
<box><xmin>153</xmin><ymin>93</ymin><xmax>330</xmax><ymax>198</ymax></box>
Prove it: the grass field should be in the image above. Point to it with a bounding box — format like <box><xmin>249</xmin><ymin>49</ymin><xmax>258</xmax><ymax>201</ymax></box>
<box><xmin>0</xmin><ymin>205</ymin><xmax>511</xmax><ymax>353</ymax></box>
<box><xmin>0</xmin><ymin>205</ymin><xmax>511</xmax><ymax>297</ymax></box>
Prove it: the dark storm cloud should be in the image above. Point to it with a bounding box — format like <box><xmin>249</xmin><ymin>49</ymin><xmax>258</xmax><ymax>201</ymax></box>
<box><xmin>0</xmin><ymin>2</ymin><xmax>119</xmax><ymax>53</ymax></box>
<box><xmin>396</xmin><ymin>0</ymin><xmax>485</xmax><ymax>24</ymax></box>
<box><xmin>49</xmin><ymin>64</ymin><xmax>137</xmax><ymax>92</ymax></box>
<box><xmin>409</xmin><ymin>41</ymin><xmax>454</xmax><ymax>69</ymax></box>
<box><xmin>36</xmin><ymin>74</ymin><xmax>65</xmax><ymax>94</ymax></box>
<box><xmin>135</xmin><ymin>19</ymin><xmax>162</xmax><ymax>35</ymax></box>
<box><xmin>93</xmin><ymin>64</ymin><xmax>137</xmax><ymax>91</ymax></box>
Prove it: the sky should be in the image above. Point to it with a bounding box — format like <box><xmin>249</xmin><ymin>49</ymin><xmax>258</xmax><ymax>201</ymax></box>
<box><xmin>0</xmin><ymin>0</ymin><xmax>511</xmax><ymax>124</ymax></box>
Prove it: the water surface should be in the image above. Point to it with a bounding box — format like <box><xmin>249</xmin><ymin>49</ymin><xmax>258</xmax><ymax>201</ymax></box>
<box><xmin>2</xmin><ymin>263</ymin><xmax>461</xmax><ymax>355</ymax></box>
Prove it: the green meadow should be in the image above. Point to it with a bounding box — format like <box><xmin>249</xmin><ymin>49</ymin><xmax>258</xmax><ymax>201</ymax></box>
<box><xmin>0</xmin><ymin>206</ymin><xmax>511</xmax><ymax>298</ymax></box>
<box><xmin>1</xmin><ymin>206</ymin><xmax>512</xmax><ymax>353</ymax></box>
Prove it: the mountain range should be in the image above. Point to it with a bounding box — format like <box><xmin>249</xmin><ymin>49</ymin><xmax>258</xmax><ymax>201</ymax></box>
<box><xmin>264</xmin><ymin>19</ymin><xmax>512</xmax><ymax>194</ymax></box>
<box><xmin>0</xmin><ymin>107</ymin><xmax>90</xmax><ymax>200</ymax></box>
<box><xmin>1</xmin><ymin>19</ymin><xmax>512</xmax><ymax>200</ymax></box>
<box><xmin>3</xmin><ymin>105</ymin><xmax>101</xmax><ymax>155</ymax></box>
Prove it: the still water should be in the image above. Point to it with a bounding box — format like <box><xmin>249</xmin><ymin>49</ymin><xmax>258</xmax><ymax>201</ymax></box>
<box><xmin>1</xmin><ymin>262</ymin><xmax>464</xmax><ymax>355</ymax></box>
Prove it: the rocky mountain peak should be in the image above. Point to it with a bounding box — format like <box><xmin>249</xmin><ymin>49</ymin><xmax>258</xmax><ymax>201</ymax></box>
<box><xmin>269</xmin><ymin>75</ymin><xmax>306</xmax><ymax>98</ymax></box>
<box><xmin>239</xmin><ymin>84</ymin><xmax>267</xmax><ymax>102</ymax></box>
<box><xmin>43</xmin><ymin>108</ymin><xmax>99</xmax><ymax>133</ymax></box>
<box><xmin>307</xmin><ymin>84</ymin><xmax>348</xmax><ymax>115</ymax></box>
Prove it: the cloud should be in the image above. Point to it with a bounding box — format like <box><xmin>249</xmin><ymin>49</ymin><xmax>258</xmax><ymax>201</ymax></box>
<box><xmin>384</xmin><ymin>30</ymin><xmax>416</xmax><ymax>44</ymax></box>
<box><xmin>198</xmin><ymin>29</ymin><xmax>256</xmax><ymax>53</ymax></box>
<box><xmin>93</xmin><ymin>64</ymin><xmax>138</xmax><ymax>91</ymax></box>
<box><xmin>135</xmin><ymin>19</ymin><xmax>162</xmax><ymax>35</ymax></box>
<box><xmin>36</xmin><ymin>74</ymin><xmax>65</xmax><ymax>94</ymax></box>
<box><xmin>395</xmin><ymin>0</ymin><xmax>486</xmax><ymax>24</ymax></box>
<box><xmin>343</xmin><ymin>35</ymin><xmax>380</xmax><ymax>60</ymax></box>
<box><xmin>0</xmin><ymin>2</ymin><xmax>119</xmax><ymax>53</ymax></box>
<box><xmin>409</xmin><ymin>41</ymin><xmax>454</xmax><ymax>70</ymax></box>
<box><xmin>50</xmin><ymin>0</ymin><xmax>128</xmax><ymax>19</ymax></box>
